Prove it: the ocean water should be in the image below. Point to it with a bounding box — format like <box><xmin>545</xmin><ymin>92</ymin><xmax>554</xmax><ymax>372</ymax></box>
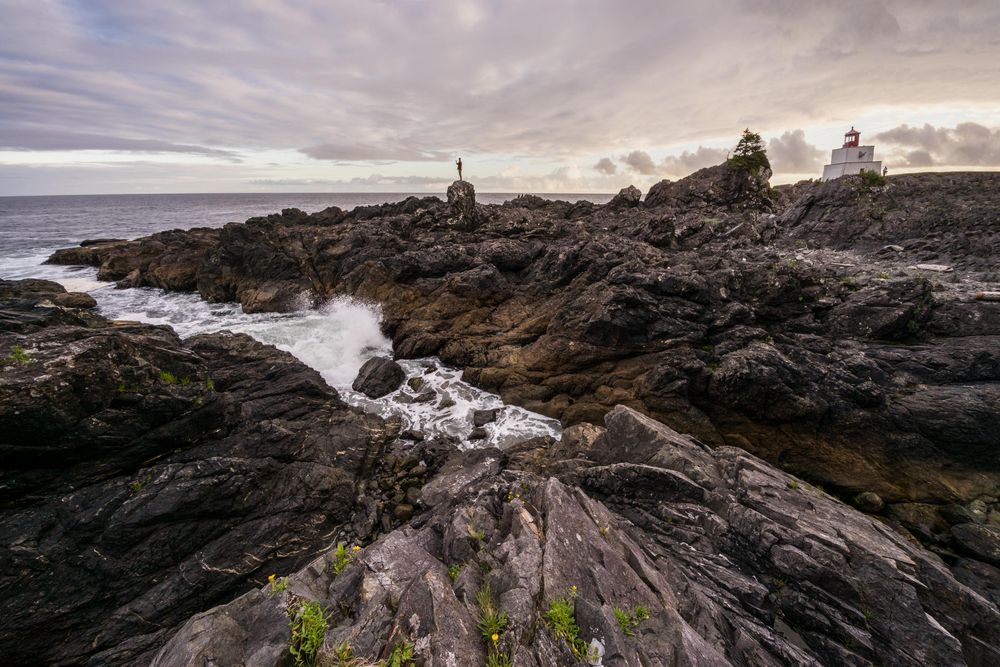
<box><xmin>0</xmin><ymin>193</ymin><xmax>605</xmax><ymax>446</ymax></box>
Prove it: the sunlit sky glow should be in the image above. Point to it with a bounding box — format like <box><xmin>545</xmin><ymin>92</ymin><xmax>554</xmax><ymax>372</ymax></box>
<box><xmin>1</xmin><ymin>0</ymin><xmax>998</xmax><ymax>195</ymax></box>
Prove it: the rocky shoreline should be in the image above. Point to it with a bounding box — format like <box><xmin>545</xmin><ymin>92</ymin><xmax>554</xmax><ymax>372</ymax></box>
<box><xmin>3</xmin><ymin>164</ymin><xmax>999</xmax><ymax>665</ymax></box>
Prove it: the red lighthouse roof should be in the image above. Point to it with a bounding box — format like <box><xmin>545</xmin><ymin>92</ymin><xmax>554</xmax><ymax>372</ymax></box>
<box><xmin>843</xmin><ymin>127</ymin><xmax>860</xmax><ymax>148</ymax></box>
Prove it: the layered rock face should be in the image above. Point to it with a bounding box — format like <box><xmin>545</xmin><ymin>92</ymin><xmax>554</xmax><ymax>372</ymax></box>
<box><xmin>153</xmin><ymin>406</ymin><xmax>1000</xmax><ymax>666</ymax></box>
<box><xmin>0</xmin><ymin>286</ymin><xmax>397</xmax><ymax>665</ymax></box>
<box><xmin>47</xmin><ymin>170</ymin><xmax>1000</xmax><ymax>514</ymax></box>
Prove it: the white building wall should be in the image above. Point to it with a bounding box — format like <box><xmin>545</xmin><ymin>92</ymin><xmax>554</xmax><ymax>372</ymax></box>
<box><xmin>821</xmin><ymin>145</ymin><xmax>882</xmax><ymax>181</ymax></box>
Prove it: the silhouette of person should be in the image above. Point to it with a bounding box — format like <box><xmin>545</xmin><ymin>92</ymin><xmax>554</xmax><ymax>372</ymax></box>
<box><xmin>456</xmin><ymin>157</ymin><xmax>463</xmax><ymax>181</ymax></box>
<box><xmin>882</xmin><ymin>166</ymin><xmax>888</xmax><ymax>177</ymax></box>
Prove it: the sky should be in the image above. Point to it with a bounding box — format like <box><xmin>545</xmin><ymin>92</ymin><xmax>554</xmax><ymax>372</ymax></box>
<box><xmin>1</xmin><ymin>0</ymin><xmax>998</xmax><ymax>196</ymax></box>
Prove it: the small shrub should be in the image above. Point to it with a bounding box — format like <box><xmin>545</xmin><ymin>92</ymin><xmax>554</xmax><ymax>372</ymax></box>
<box><xmin>159</xmin><ymin>370</ymin><xmax>176</xmax><ymax>384</ymax></box>
<box><xmin>786</xmin><ymin>480</ymin><xmax>800</xmax><ymax>491</ymax></box>
<box><xmin>386</xmin><ymin>641</ymin><xmax>414</xmax><ymax>667</ymax></box>
<box><xmin>205</xmin><ymin>378</ymin><xmax>215</xmax><ymax>391</ymax></box>
<box><xmin>545</xmin><ymin>586</ymin><xmax>587</xmax><ymax>657</ymax></box>
<box><xmin>613</xmin><ymin>604</ymin><xmax>650</xmax><ymax>637</ymax></box>
<box><xmin>859</xmin><ymin>170</ymin><xmax>886</xmax><ymax>188</ymax></box>
<box><xmin>179</xmin><ymin>376</ymin><xmax>191</xmax><ymax>386</ymax></box>
<box><xmin>476</xmin><ymin>582</ymin><xmax>508</xmax><ymax>643</ymax></box>
<box><xmin>486</xmin><ymin>650</ymin><xmax>513</xmax><ymax>667</ymax></box>
<box><xmin>467</xmin><ymin>521</ymin><xmax>485</xmax><ymax>542</ymax></box>
<box><xmin>2</xmin><ymin>345</ymin><xmax>31</xmax><ymax>366</ymax></box>
<box><xmin>448</xmin><ymin>564</ymin><xmax>462</xmax><ymax>582</ymax></box>
<box><xmin>289</xmin><ymin>601</ymin><xmax>327</xmax><ymax>667</ymax></box>
<box><xmin>876</xmin><ymin>270</ymin><xmax>891</xmax><ymax>280</ymax></box>
<box><xmin>268</xmin><ymin>573</ymin><xmax>287</xmax><ymax>595</ymax></box>
<box><xmin>330</xmin><ymin>542</ymin><xmax>360</xmax><ymax>576</ymax></box>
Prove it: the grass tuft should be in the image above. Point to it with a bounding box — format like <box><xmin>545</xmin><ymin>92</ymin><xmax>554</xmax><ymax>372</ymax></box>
<box><xmin>289</xmin><ymin>601</ymin><xmax>327</xmax><ymax>667</ymax></box>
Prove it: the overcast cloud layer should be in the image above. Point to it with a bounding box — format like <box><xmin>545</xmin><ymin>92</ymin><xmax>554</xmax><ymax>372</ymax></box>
<box><xmin>1</xmin><ymin>0</ymin><xmax>998</xmax><ymax>195</ymax></box>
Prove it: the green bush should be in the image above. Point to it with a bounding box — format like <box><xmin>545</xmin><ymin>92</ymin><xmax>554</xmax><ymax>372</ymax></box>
<box><xmin>545</xmin><ymin>586</ymin><xmax>587</xmax><ymax>657</ymax></box>
<box><xmin>859</xmin><ymin>170</ymin><xmax>886</xmax><ymax>188</ymax></box>
<box><xmin>289</xmin><ymin>601</ymin><xmax>327</xmax><ymax>667</ymax></box>
<box><xmin>613</xmin><ymin>604</ymin><xmax>650</xmax><ymax>637</ymax></box>
<box><xmin>2</xmin><ymin>345</ymin><xmax>31</xmax><ymax>366</ymax></box>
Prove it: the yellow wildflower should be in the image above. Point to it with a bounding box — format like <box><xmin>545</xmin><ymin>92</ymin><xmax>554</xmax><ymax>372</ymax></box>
<box><xmin>352</xmin><ymin>545</ymin><xmax>361</xmax><ymax>552</ymax></box>
<box><xmin>491</xmin><ymin>633</ymin><xmax>499</xmax><ymax>643</ymax></box>
<box><xmin>268</xmin><ymin>573</ymin><xmax>276</xmax><ymax>583</ymax></box>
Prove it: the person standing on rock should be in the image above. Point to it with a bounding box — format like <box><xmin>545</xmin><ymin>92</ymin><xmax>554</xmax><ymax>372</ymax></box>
<box><xmin>456</xmin><ymin>157</ymin><xmax>463</xmax><ymax>181</ymax></box>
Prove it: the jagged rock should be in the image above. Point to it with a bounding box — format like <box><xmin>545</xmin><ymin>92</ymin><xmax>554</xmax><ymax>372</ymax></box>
<box><xmin>0</xmin><ymin>278</ymin><xmax>96</xmax><ymax>309</ymax></box>
<box><xmin>45</xmin><ymin>170</ymin><xmax>1000</xmax><ymax>510</ymax></box>
<box><xmin>472</xmin><ymin>408</ymin><xmax>499</xmax><ymax>426</ymax></box>
<box><xmin>352</xmin><ymin>356</ymin><xmax>406</xmax><ymax>398</ymax></box>
<box><xmin>853</xmin><ymin>491</ymin><xmax>885</xmax><ymax>513</ymax></box>
<box><xmin>952</xmin><ymin>524</ymin><xmax>1000</xmax><ymax>567</ymax></box>
<box><xmin>0</xmin><ymin>299</ymin><xmax>393</xmax><ymax>666</ymax></box>
<box><xmin>447</xmin><ymin>179</ymin><xmax>477</xmax><ymax>223</ymax></box>
<box><xmin>152</xmin><ymin>406</ymin><xmax>1000</xmax><ymax>666</ymax></box>
<box><xmin>607</xmin><ymin>185</ymin><xmax>641</xmax><ymax>208</ymax></box>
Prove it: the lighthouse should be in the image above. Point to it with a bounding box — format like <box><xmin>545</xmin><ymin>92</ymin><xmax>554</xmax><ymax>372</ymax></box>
<box><xmin>821</xmin><ymin>127</ymin><xmax>883</xmax><ymax>181</ymax></box>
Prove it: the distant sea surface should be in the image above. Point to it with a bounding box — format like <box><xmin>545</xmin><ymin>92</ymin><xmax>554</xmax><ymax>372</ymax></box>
<box><xmin>0</xmin><ymin>191</ymin><xmax>595</xmax><ymax>446</ymax></box>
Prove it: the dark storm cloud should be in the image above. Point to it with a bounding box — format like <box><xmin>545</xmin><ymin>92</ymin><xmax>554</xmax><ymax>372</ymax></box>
<box><xmin>876</xmin><ymin>123</ymin><xmax>1000</xmax><ymax>167</ymax></box>
<box><xmin>767</xmin><ymin>130</ymin><xmax>825</xmax><ymax>173</ymax></box>
<box><xmin>593</xmin><ymin>158</ymin><xmax>616</xmax><ymax>175</ymax></box>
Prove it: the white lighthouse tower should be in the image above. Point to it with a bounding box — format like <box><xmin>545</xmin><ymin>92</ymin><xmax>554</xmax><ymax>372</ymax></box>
<box><xmin>821</xmin><ymin>127</ymin><xmax>882</xmax><ymax>181</ymax></box>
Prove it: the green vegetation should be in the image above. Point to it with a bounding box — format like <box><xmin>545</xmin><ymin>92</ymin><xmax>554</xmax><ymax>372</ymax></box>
<box><xmin>545</xmin><ymin>586</ymin><xmax>587</xmax><ymax>657</ymax></box>
<box><xmin>786</xmin><ymin>480</ymin><xmax>800</xmax><ymax>490</ymax></box>
<box><xmin>876</xmin><ymin>270</ymin><xmax>891</xmax><ymax>280</ymax></box>
<box><xmin>2</xmin><ymin>345</ymin><xmax>31</xmax><ymax>366</ymax></box>
<box><xmin>330</xmin><ymin>542</ymin><xmax>360</xmax><ymax>576</ymax></box>
<box><xmin>268</xmin><ymin>573</ymin><xmax>287</xmax><ymax>595</ymax></box>
<box><xmin>205</xmin><ymin>378</ymin><xmax>215</xmax><ymax>391</ymax></box>
<box><xmin>159</xmin><ymin>370</ymin><xmax>176</xmax><ymax>384</ymax></box>
<box><xmin>613</xmin><ymin>604</ymin><xmax>650</xmax><ymax>637</ymax></box>
<box><xmin>289</xmin><ymin>601</ymin><xmax>327</xmax><ymax>667</ymax></box>
<box><xmin>386</xmin><ymin>641</ymin><xmax>414</xmax><ymax>667</ymax></box>
<box><xmin>476</xmin><ymin>583</ymin><xmax>508</xmax><ymax>642</ymax></box>
<box><xmin>179</xmin><ymin>376</ymin><xmax>191</xmax><ymax>385</ymax></box>
<box><xmin>447</xmin><ymin>563</ymin><xmax>462</xmax><ymax>582</ymax></box>
<box><xmin>859</xmin><ymin>170</ymin><xmax>886</xmax><ymax>188</ymax></box>
<box><xmin>130</xmin><ymin>473</ymin><xmax>152</xmax><ymax>493</ymax></box>
<box><xmin>727</xmin><ymin>128</ymin><xmax>771</xmax><ymax>173</ymax></box>
<box><xmin>476</xmin><ymin>582</ymin><xmax>512</xmax><ymax>667</ymax></box>
<box><xmin>467</xmin><ymin>519</ymin><xmax>485</xmax><ymax>542</ymax></box>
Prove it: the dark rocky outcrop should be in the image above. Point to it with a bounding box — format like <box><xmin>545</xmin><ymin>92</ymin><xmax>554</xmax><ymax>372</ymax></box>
<box><xmin>352</xmin><ymin>356</ymin><xmax>406</xmax><ymax>398</ymax></box>
<box><xmin>153</xmin><ymin>406</ymin><xmax>1000</xmax><ymax>666</ymax></box>
<box><xmin>0</xmin><ymin>277</ymin><xmax>96</xmax><ymax>309</ymax></box>
<box><xmin>0</xmin><ymin>286</ymin><xmax>401</xmax><ymax>666</ymax></box>
<box><xmin>46</xmin><ymin>169</ymin><xmax>1000</xmax><ymax>516</ymax></box>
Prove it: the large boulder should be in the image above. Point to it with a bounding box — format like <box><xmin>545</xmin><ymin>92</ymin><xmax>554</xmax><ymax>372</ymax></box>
<box><xmin>352</xmin><ymin>356</ymin><xmax>406</xmax><ymax>398</ymax></box>
<box><xmin>447</xmin><ymin>179</ymin><xmax>477</xmax><ymax>224</ymax></box>
<box><xmin>607</xmin><ymin>185</ymin><xmax>641</xmax><ymax>209</ymax></box>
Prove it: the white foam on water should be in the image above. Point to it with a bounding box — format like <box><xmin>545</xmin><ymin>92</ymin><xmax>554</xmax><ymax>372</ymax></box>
<box><xmin>37</xmin><ymin>271</ymin><xmax>562</xmax><ymax>448</ymax></box>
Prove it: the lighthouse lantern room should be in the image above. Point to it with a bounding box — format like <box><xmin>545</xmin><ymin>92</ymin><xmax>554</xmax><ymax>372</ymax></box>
<box><xmin>821</xmin><ymin>127</ymin><xmax>882</xmax><ymax>181</ymax></box>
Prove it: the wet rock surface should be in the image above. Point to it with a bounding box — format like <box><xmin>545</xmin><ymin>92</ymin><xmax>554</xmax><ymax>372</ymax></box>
<box><xmin>352</xmin><ymin>356</ymin><xmax>406</xmax><ymax>398</ymax></box>
<box><xmin>154</xmin><ymin>406</ymin><xmax>1000</xmax><ymax>667</ymax></box>
<box><xmin>0</xmin><ymin>286</ymin><xmax>402</xmax><ymax>666</ymax></box>
<box><xmin>47</xmin><ymin>168</ymin><xmax>1000</xmax><ymax>512</ymax></box>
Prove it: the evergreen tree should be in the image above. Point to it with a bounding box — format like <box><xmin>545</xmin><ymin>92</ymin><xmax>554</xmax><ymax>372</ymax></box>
<box><xmin>728</xmin><ymin>128</ymin><xmax>771</xmax><ymax>173</ymax></box>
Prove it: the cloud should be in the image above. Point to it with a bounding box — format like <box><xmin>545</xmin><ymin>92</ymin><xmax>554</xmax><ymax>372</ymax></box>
<box><xmin>593</xmin><ymin>157</ymin><xmax>616</xmax><ymax>174</ymax></box>
<box><xmin>875</xmin><ymin>123</ymin><xmax>1000</xmax><ymax>167</ymax></box>
<box><xmin>661</xmin><ymin>147</ymin><xmax>729</xmax><ymax>177</ymax></box>
<box><xmin>1</xmin><ymin>1</ymin><xmax>1000</xmax><ymax>193</ymax></box>
<box><xmin>300</xmin><ymin>143</ymin><xmax>449</xmax><ymax>162</ymax></box>
<box><xmin>766</xmin><ymin>129</ymin><xmax>824</xmax><ymax>173</ymax></box>
<box><xmin>622</xmin><ymin>150</ymin><xmax>657</xmax><ymax>175</ymax></box>
<box><xmin>0</xmin><ymin>129</ymin><xmax>241</xmax><ymax>161</ymax></box>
